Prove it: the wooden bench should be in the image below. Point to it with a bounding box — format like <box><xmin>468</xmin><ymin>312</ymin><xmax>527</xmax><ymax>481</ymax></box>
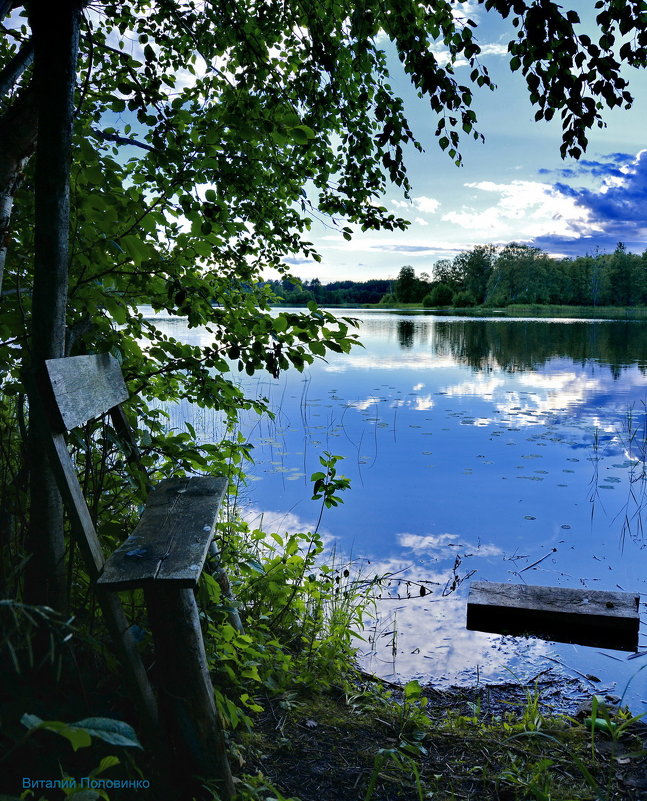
<box><xmin>467</xmin><ymin>581</ymin><xmax>640</xmax><ymax>652</ymax></box>
<box><xmin>34</xmin><ymin>353</ymin><xmax>234</xmax><ymax>798</ymax></box>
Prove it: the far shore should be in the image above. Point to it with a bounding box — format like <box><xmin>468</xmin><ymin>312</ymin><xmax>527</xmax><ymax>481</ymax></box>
<box><xmin>271</xmin><ymin>302</ymin><xmax>647</xmax><ymax>320</ymax></box>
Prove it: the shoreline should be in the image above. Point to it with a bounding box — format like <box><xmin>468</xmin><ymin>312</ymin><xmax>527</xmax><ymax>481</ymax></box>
<box><xmin>270</xmin><ymin>303</ymin><xmax>647</xmax><ymax>320</ymax></box>
<box><xmin>246</xmin><ymin>669</ymin><xmax>647</xmax><ymax>800</ymax></box>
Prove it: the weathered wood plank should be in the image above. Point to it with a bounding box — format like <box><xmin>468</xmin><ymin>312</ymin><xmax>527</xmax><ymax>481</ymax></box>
<box><xmin>44</xmin><ymin>353</ymin><xmax>128</xmax><ymax>431</ymax></box>
<box><xmin>466</xmin><ymin>581</ymin><xmax>640</xmax><ymax>651</ymax></box>
<box><xmin>97</xmin><ymin>476</ymin><xmax>227</xmax><ymax>590</ymax></box>
<box><xmin>144</xmin><ymin>586</ymin><xmax>234</xmax><ymax>799</ymax></box>
<box><xmin>49</xmin><ymin>432</ymin><xmax>105</xmax><ymax>577</ymax></box>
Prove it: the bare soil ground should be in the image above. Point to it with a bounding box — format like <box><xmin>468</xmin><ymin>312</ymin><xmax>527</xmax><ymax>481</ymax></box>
<box><xmin>243</xmin><ymin>672</ymin><xmax>647</xmax><ymax>801</ymax></box>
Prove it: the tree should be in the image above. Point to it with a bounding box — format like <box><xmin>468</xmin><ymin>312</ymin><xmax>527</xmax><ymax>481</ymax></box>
<box><xmin>455</xmin><ymin>245</ymin><xmax>498</xmax><ymax>305</ymax></box>
<box><xmin>24</xmin><ymin>2</ymin><xmax>83</xmax><ymax>612</ymax></box>
<box><xmin>606</xmin><ymin>242</ymin><xmax>644</xmax><ymax>306</ymax></box>
<box><xmin>394</xmin><ymin>265</ymin><xmax>418</xmax><ymax>303</ymax></box>
<box><xmin>1</xmin><ymin>0</ymin><xmax>646</xmax><ymax>614</ymax></box>
<box><xmin>485</xmin><ymin>243</ymin><xmax>553</xmax><ymax>305</ymax></box>
<box><xmin>433</xmin><ymin>258</ymin><xmax>465</xmax><ymax>293</ymax></box>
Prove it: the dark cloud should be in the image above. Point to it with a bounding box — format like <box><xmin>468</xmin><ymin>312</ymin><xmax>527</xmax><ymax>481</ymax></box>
<box><xmin>373</xmin><ymin>244</ymin><xmax>459</xmax><ymax>253</ymax></box>
<box><xmin>282</xmin><ymin>256</ymin><xmax>313</xmax><ymax>265</ymax></box>
<box><xmin>537</xmin><ymin>153</ymin><xmax>634</xmax><ymax>181</ymax></box>
<box><xmin>609</xmin><ymin>153</ymin><xmax>635</xmax><ymax>164</ymax></box>
<box><xmin>538</xmin><ymin>167</ymin><xmax>576</xmax><ymax>178</ymax></box>
<box><xmin>532</xmin><ymin>150</ymin><xmax>647</xmax><ymax>257</ymax></box>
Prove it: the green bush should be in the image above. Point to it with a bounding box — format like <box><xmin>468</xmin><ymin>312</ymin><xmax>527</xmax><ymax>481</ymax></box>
<box><xmin>453</xmin><ymin>290</ymin><xmax>476</xmax><ymax>307</ymax></box>
<box><xmin>423</xmin><ymin>284</ymin><xmax>454</xmax><ymax>307</ymax></box>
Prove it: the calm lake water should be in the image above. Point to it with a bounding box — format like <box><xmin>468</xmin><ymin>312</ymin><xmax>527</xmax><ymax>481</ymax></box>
<box><xmin>144</xmin><ymin>308</ymin><xmax>647</xmax><ymax>710</ymax></box>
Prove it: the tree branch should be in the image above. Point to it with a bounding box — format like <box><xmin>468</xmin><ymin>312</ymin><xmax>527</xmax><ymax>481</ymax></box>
<box><xmin>91</xmin><ymin>126</ymin><xmax>156</xmax><ymax>152</ymax></box>
<box><xmin>0</xmin><ymin>38</ymin><xmax>34</xmax><ymax>99</ymax></box>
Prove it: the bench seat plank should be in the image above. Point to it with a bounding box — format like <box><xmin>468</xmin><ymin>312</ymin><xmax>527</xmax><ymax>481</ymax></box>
<box><xmin>97</xmin><ymin>476</ymin><xmax>227</xmax><ymax>590</ymax></box>
<box><xmin>466</xmin><ymin>581</ymin><xmax>640</xmax><ymax>651</ymax></box>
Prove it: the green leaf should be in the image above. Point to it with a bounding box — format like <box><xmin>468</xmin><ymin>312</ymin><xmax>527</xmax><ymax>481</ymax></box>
<box><xmin>71</xmin><ymin>718</ymin><xmax>143</xmax><ymax>749</ymax></box>
<box><xmin>289</xmin><ymin>125</ymin><xmax>315</xmax><ymax>144</ymax></box>
<box><xmin>91</xmin><ymin>755</ymin><xmax>121</xmax><ymax>777</ymax></box>
<box><xmin>119</xmin><ymin>235</ymin><xmax>150</xmax><ymax>266</ymax></box>
<box><xmin>103</xmin><ymin>296</ymin><xmax>127</xmax><ymax>326</ymax></box>
<box><xmin>21</xmin><ymin>714</ymin><xmax>92</xmax><ymax>751</ymax></box>
<box><xmin>273</xmin><ymin>314</ymin><xmax>287</xmax><ymax>332</ymax></box>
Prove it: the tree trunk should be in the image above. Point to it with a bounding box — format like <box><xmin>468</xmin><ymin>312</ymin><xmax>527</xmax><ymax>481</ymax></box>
<box><xmin>25</xmin><ymin>2</ymin><xmax>81</xmax><ymax>611</ymax></box>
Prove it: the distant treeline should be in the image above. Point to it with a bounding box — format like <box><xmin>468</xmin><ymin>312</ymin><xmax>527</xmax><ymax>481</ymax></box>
<box><xmin>269</xmin><ymin>243</ymin><xmax>647</xmax><ymax>307</ymax></box>
<box><xmin>266</xmin><ymin>277</ymin><xmax>392</xmax><ymax>305</ymax></box>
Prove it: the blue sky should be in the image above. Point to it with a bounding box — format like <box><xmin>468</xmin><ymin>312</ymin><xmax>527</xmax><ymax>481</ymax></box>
<box><xmin>287</xmin><ymin>4</ymin><xmax>647</xmax><ymax>283</ymax></box>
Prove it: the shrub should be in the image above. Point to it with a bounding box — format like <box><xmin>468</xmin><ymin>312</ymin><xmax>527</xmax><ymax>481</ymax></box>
<box><xmin>453</xmin><ymin>290</ymin><xmax>476</xmax><ymax>307</ymax></box>
<box><xmin>423</xmin><ymin>283</ymin><xmax>453</xmax><ymax>307</ymax></box>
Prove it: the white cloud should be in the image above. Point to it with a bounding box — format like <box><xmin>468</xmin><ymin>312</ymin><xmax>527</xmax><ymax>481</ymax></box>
<box><xmin>241</xmin><ymin>506</ymin><xmax>313</xmax><ymax>534</ymax></box>
<box><xmin>238</xmin><ymin>505</ymin><xmax>337</xmax><ymax>548</ymax></box>
<box><xmin>414</xmin><ymin>217</ymin><xmax>430</xmax><ymax>227</ymax></box>
<box><xmin>442</xmin><ymin>376</ymin><xmax>505</xmax><ymax>398</ymax></box>
<box><xmin>441</xmin><ymin>180</ymin><xmax>602</xmax><ymax>241</ymax></box>
<box><xmin>356</xmin><ymin>555</ymin><xmax>552</xmax><ymax>685</ymax></box>
<box><xmin>429</xmin><ymin>40</ymin><xmax>509</xmax><ymax>68</ymax></box>
<box><xmin>478</xmin><ymin>43</ymin><xmax>510</xmax><ymax>57</ymax></box>
<box><xmin>323</xmin><ymin>353</ymin><xmax>459</xmax><ymax>372</ymax></box>
<box><xmin>413</xmin><ymin>394</ymin><xmax>435</xmax><ymax>411</ymax></box>
<box><xmin>398</xmin><ymin>532</ymin><xmax>503</xmax><ymax>557</ymax></box>
<box><xmin>388</xmin><ymin>197</ymin><xmax>440</xmax><ymax>217</ymax></box>
<box><xmin>451</xmin><ymin>0</ymin><xmax>483</xmax><ymax>24</ymax></box>
<box><xmin>347</xmin><ymin>396</ymin><xmax>381</xmax><ymax>411</ymax></box>
<box><xmin>413</xmin><ymin>196</ymin><xmax>441</xmax><ymax>214</ymax></box>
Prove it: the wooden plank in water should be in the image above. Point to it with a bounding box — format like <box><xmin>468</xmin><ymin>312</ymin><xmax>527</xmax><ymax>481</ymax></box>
<box><xmin>97</xmin><ymin>476</ymin><xmax>227</xmax><ymax>590</ymax></box>
<box><xmin>466</xmin><ymin>581</ymin><xmax>640</xmax><ymax>651</ymax></box>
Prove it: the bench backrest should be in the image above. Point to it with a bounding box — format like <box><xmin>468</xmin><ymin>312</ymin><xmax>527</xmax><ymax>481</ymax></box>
<box><xmin>44</xmin><ymin>354</ymin><xmax>129</xmax><ymax>432</ymax></box>
<box><xmin>34</xmin><ymin>354</ymin><xmax>141</xmax><ymax>579</ymax></box>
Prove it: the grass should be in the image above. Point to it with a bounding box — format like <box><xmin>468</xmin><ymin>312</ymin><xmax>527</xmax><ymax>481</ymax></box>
<box><xmin>243</xmin><ymin>676</ymin><xmax>647</xmax><ymax>801</ymax></box>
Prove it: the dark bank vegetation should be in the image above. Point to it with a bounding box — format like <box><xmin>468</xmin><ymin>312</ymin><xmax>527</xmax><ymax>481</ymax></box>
<box><xmin>268</xmin><ymin>242</ymin><xmax>647</xmax><ymax>312</ymax></box>
<box><xmin>2</xmin><ymin>0</ymin><xmax>647</xmax><ymax>798</ymax></box>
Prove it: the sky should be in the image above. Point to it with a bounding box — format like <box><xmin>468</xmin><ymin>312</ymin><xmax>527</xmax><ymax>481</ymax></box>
<box><xmin>285</xmin><ymin>2</ymin><xmax>647</xmax><ymax>284</ymax></box>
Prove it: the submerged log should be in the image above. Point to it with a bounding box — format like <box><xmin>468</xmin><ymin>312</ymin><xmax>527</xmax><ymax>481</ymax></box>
<box><xmin>466</xmin><ymin>581</ymin><xmax>640</xmax><ymax>652</ymax></box>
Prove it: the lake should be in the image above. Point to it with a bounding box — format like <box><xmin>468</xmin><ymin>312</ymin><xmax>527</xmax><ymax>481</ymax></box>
<box><xmin>144</xmin><ymin>308</ymin><xmax>647</xmax><ymax>710</ymax></box>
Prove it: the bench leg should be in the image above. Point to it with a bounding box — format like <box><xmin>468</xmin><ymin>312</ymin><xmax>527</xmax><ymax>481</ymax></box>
<box><xmin>144</xmin><ymin>586</ymin><xmax>234</xmax><ymax>800</ymax></box>
<box><xmin>96</xmin><ymin>589</ymin><xmax>161</xmax><ymax>740</ymax></box>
